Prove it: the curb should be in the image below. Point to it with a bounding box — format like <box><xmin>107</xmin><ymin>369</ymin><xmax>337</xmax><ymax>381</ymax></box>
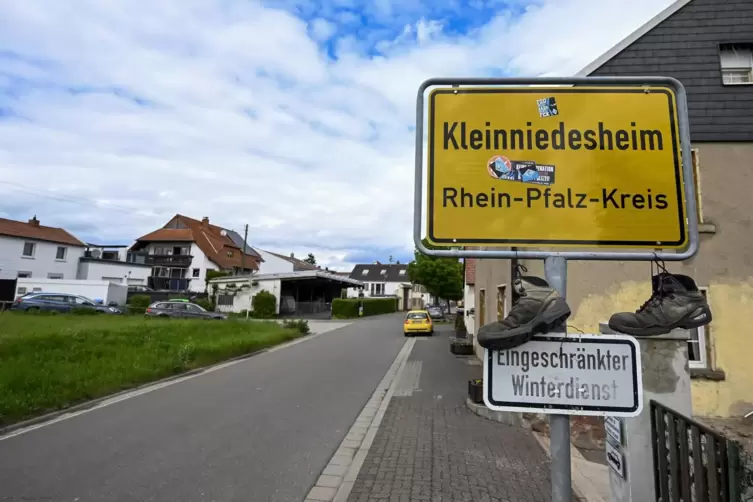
<box><xmin>465</xmin><ymin>398</ymin><xmax>595</xmax><ymax>502</ymax></box>
<box><xmin>0</xmin><ymin>348</ymin><xmax>270</xmax><ymax>437</ymax></box>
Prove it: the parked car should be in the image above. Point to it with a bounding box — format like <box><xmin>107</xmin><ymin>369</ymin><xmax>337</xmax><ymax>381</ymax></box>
<box><xmin>427</xmin><ymin>306</ymin><xmax>444</xmax><ymax>320</ymax></box>
<box><xmin>145</xmin><ymin>300</ymin><xmax>227</xmax><ymax>320</ymax></box>
<box><xmin>10</xmin><ymin>292</ymin><xmax>123</xmax><ymax>314</ymax></box>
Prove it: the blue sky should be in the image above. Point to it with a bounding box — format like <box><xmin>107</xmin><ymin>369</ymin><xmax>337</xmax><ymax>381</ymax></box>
<box><xmin>0</xmin><ymin>0</ymin><xmax>673</xmax><ymax>270</ymax></box>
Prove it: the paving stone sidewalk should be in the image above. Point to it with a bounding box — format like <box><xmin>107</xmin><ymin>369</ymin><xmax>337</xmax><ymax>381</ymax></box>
<box><xmin>347</xmin><ymin>332</ymin><xmax>553</xmax><ymax>502</ymax></box>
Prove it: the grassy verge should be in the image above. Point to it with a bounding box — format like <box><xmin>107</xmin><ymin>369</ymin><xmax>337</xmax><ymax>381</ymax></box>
<box><xmin>0</xmin><ymin>313</ymin><xmax>302</xmax><ymax>427</ymax></box>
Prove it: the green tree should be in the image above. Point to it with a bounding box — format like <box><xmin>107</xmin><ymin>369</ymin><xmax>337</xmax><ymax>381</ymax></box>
<box><xmin>303</xmin><ymin>253</ymin><xmax>317</xmax><ymax>265</ymax></box>
<box><xmin>407</xmin><ymin>239</ymin><xmax>464</xmax><ymax>305</ymax></box>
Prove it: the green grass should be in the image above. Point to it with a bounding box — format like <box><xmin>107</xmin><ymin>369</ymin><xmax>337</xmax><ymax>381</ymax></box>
<box><xmin>0</xmin><ymin>313</ymin><xmax>301</xmax><ymax>426</ymax></box>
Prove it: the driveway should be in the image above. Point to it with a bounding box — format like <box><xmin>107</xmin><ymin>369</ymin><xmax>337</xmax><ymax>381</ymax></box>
<box><xmin>0</xmin><ymin>314</ymin><xmax>407</xmax><ymax>502</ymax></box>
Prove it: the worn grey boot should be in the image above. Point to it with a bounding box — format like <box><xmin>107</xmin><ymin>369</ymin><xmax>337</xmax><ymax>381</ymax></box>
<box><xmin>477</xmin><ymin>276</ymin><xmax>571</xmax><ymax>351</ymax></box>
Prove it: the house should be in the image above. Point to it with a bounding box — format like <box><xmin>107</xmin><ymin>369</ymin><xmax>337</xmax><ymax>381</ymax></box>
<box><xmin>0</xmin><ymin>216</ymin><xmax>86</xmax><ymax>281</ymax></box>
<box><xmin>77</xmin><ymin>243</ymin><xmax>151</xmax><ymax>287</ymax></box>
<box><xmin>129</xmin><ymin>214</ymin><xmax>262</xmax><ymax>293</ymax></box>
<box><xmin>254</xmin><ymin>249</ymin><xmax>319</xmax><ymax>274</ymax></box>
<box><xmin>473</xmin><ymin>0</ymin><xmax>753</xmax><ymax>418</ymax></box>
<box><xmin>347</xmin><ymin>263</ymin><xmax>410</xmax><ymax>298</ymax></box>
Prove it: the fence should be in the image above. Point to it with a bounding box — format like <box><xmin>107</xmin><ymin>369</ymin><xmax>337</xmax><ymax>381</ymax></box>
<box><xmin>651</xmin><ymin>400</ymin><xmax>745</xmax><ymax>501</ymax></box>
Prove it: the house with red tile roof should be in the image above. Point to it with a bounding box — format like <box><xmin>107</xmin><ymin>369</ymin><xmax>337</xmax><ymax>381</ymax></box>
<box><xmin>129</xmin><ymin>214</ymin><xmax>262</xmax><ymax>292</ymax></box>
<box><xmin>0</xmin><ymin>216</ymin><xmax>87</xmax><ymax>282</ymax></box>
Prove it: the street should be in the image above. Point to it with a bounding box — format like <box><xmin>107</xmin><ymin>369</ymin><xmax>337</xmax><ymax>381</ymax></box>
<box><xmin>0</xmin><ymin>316</ymin><xmax>406</xmax><ymax>502</ymax></box>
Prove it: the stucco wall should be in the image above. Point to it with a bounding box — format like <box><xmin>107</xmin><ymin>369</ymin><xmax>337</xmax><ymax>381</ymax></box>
<box><xmin>0</xmin><ymin>236</ymin><xmax>83</xmax><ymax>280</ymax></box>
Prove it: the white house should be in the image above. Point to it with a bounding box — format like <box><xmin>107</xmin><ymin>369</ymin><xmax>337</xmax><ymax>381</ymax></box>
<box><xmin>0</xmin><ymin>216</ymin><xmax>86</xmax><ymax>281</ymax></box>
<box><xmin>129</xmin><ymin>214</ymin><xmax>262</xmax><ymax>293</ymax></box>
<box><xmin>346</xmin><ymin>263</ymin><xmax>410</xmax><ymax>298</ymax></box>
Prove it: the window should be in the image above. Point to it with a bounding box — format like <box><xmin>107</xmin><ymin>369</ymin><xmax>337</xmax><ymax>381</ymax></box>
<box><xmin>720</xmin><ymin>43</ymin><xmax>753</xmax><ymax>85</ymax></box>
<box><xmin>186</xmin><ymin>303</ymin><xmax>205</xmax><ymax>312</ymax></box>
<box><xmin>370</xmin><ymin>283</ymin><xmax>384</xmax><ymax>296</ymax></box>
<box><xmin>17</xmin><ymin>271</ymin><xmax>31</xmax><ymax>278</ymax></box>
<box><xmin>47</xmin><ymin>273</ymin><xmax>63</xmax><ymax>279</ymax></box>
<box><xmin>56</xmin><ymin>246</ymin><xmax>67</xmax><ymax>260</ymax></box>
<box><xmin>17</xmin><ymin>287</ymin><xmax>27</xmax><ymax>295</ymax></box>
<box><xmin>226</xmin><ymin>251</ymin><xmax>234</xmax><ymax>257</ymax></box>
<box><xmin>73</xmin><ymin>296</ymin><xmax>95</xmax><ymax>306</ymax></box>
<box><xmin>688</xmin><ymin>289</ymin><xmax>710</xmax><ymax>369</ymax></box>
<box><xmin>102</xmin><ymin>251</ymin><xmax>119</xmax><ymax>260</ymax></box>
<box><xmin>192</xmin><ymin>268</ymin><xmax>201</xmax><ymax>278</ymax></box>
<box><xmin>380</xmin><ymin>269</ymin><xmax>387</xmax><ymax>275</ymax></box>
<box><xmin>217</xmin><ymin>295</ymin><xmax>234</xmax><ymax>306</ymax></box>
<box><xmin>399</xmin><ymin>270</ymin><xmax>406</xmax><ymax>276</ymax></box>
<box><xmin>22</xmin><ymin>242</ymin><xmax>35</xmax><ymax>257</ymax></box>
<box><xmin>361</xmin><ymin>269</ymin><xmax>369</xmax><ymax>276</ymax></box>
<box><xmin>497</xmin><ymin>285</ymin><xmax>507</xmax><ymax>321</ymax></box>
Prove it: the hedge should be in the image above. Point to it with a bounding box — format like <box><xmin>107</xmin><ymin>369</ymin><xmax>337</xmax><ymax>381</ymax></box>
<box><xmin>332</xmin><ymin>298</ymin><xmax>397</xmax><ymax>319</ymax></box>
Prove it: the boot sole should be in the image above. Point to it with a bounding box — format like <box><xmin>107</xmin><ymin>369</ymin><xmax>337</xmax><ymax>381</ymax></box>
<box><xmin>478</xmin><ymin>298</ymin><xmax>572</xmax><ymax>351</ymax></box>
<box><xmin>608</xmin><ymin>305</ymin><xmax>713</xmax><ymax>337</ymax></box>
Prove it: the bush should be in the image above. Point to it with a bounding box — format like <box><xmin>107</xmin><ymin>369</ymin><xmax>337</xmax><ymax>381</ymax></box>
<box><xmin>129</xmin><ymin>295</ymin><xmax>151</xmax><ymax>309</ymax></box>
<box><xmin>332</xmin><ymin>298</ymin><xmax>359</xmax><ymax>319</ymax></box>
<box><xmin>332</xmin><ymin>298</ymin><xmax>397</xmax><ymax>319</ymax></box>
<box><xmin>252</xmin><ymin>290</ymin><xmax>276</xmax><ymax>319</ymax></box>
<box><xmin>193</xmin><ymin>298</ymin><xmax>214</xmax><ymax>311</ymax></box>
<box><xmin>362</xmin><ymin>298</ymin><xmax>398</xmax><ymax>316</ymax></box>
<box><xmin>282</xmin><ymin>319</ymin><xmax>310</xmax><ymax>335</ymax></box>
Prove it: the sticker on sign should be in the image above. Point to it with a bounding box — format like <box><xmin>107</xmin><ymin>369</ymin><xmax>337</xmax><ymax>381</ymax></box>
<box><xmin>426</xmin><ymin>86</ymin><xmax>686</xmax><ymax>249</ymax></box>
<box><xmin>483</xmin><ymin>334</ymin><xmax>642</xmax><ymax>417</ymax></box>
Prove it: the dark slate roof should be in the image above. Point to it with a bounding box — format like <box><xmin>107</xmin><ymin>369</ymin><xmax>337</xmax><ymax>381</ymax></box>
<box><xmin>225</xmin><ymin>229</ymin><xmax>262</xmax><ymax>259</ymax></box>
<box><xmin>348</xmin><ymin>263</ymin><xmax>409</xmax><ymax>282</ymax></box>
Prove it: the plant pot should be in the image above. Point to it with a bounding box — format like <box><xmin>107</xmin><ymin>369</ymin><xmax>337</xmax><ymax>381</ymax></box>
<box><xmin>468</xmin><ymin>379</ymin><xmax>484</xmax><ymax>404</ymax></box>
<box><xmin>450</xmin><ymin>339</ymin><xmax>474</xmax><ymax>356</ymax></box>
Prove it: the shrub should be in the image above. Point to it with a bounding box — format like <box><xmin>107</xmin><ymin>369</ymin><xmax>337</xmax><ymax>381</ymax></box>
<box><xmin>362</xmin><ymin>298</ymin><xmax>398</xmax><ymax>316</ymax></box>
<box><xmin>129</xmin><ymin>295</ymin><xmax>151</xmax><ymax>309</ymax></box>
<box><xmin>282</xmin><ymin>319</ymin><xmax>310</xmax><ymax>335</ymax></box>
<box><xmin>252</xmin><ymin>290</ymin><xmax>276</xmax><ymax>318</ymax></box>
<box><xmin>332</xmin><ymin>298</ymin><xmax>397</xmax><ymax>318</ymax></box>
<box><xmin>193</xmin><ymin>298</ymin><xmax>215</xmax><ymax>311</ymax></box>
<box><xmin>332</xmin><ymin>298</ymin><xmax>359</xmax><ymax>319</ymax></box>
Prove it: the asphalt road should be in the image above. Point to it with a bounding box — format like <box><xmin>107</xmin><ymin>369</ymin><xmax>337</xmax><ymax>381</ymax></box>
<box><xmin>0</xmin><ymin>314</ymin><xmax>408</xmax><ymax>502</ymax></box>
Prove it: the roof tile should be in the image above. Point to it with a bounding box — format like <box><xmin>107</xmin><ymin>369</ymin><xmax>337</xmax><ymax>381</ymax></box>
<box><xmin>0</xmin><ymin>217</ymin><xmax>86</xmax><ymax>247</ymax></box>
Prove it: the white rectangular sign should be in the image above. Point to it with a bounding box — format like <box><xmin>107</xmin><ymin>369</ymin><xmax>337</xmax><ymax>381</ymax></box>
<box><xmin>606</xmin><ymin>441</ymin><xmax>626</xmax><ymax>479</ymax></box>
<box><xmin>605</xmin><ymin>416</ymin><xmax>623</xmax><ymax>445</ymax></box>
<box><xmin>483</xmin><ymin>334</ymin><xmax>642</xmax><ymax>417</ymax></box>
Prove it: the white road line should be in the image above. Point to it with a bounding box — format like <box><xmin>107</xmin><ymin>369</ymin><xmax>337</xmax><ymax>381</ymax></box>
<box><xmin>304</xmin><ymin>337</ymin><xmax>416</xmax><ymax>502</ymax></box>
<box><xmin>0</xmin><ymin>324</ymin><xmax>349</xmax><ymax>441</ymax></box>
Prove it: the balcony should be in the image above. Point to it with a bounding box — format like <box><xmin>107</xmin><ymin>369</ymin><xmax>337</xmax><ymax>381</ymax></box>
<box><xmin>128</xmin><ymin>253</ymin><xmax>193</xmax><ymax>268</ymax></box>
<box><xmin>148</xmin><ymin>277</ymin><xmax>191</xmax><ymax>292</ymax></box>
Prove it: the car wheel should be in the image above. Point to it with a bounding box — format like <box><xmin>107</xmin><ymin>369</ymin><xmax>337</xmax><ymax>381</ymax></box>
<box><xmin>26</xmin><ymin>307</ymin><xmax>40</xmax><ymax>313</ymax></box>
<box><xmin>404</xmin><ymin>332</ymin><xmax>411</xmax><ymax>337</ymax></box>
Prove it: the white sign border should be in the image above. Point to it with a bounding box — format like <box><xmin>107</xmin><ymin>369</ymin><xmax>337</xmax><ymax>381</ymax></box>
<box><xmin>483</xmin><ymin>333</ymin><xmax>644</xmax><ymax>418</ymax></box>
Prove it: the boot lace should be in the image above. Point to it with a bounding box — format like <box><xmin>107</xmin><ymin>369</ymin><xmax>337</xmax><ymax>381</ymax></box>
<box><xmin>637</xmin><ymin>257</ymin><xmax>669</xmax><ymax>313</ymax></box>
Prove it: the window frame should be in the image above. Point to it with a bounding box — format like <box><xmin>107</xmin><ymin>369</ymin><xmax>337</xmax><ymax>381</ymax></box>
<box><xmin>690</xmin><ymin>148</ymin><xmax>705</xmax><ymax>225</ymax></box>
<box><xmin>56</xmin><ymin>246</ymin><xmax>67</xmax><ymax>261</ymax></box>
<box><xmin>688</xmin><ymin>288</ymin><xmax>710</xmax><ymax>370</ymax></box>
<box><xmin>47</xmin><ymin>273</ymin><xmax>64</xmax><ymax>279</ymax></box>
<box><xmin>192</xmin><ymin>268</ymin><xmax>201</xmax><ymax>278</ymax></box>
<box><xmin>718</xmin><ymin>42</ymin><xmax>753</xmax><ymax>86</ymax></box>
<box><xmin>17</xmin><ymin>271</ymin><xmax>32</xmax><ymax>278</ymax></box>
<box><xmin>22</xmin><ymin>242</ymin><xmax>35</xmax><ymax>258</ymax></box>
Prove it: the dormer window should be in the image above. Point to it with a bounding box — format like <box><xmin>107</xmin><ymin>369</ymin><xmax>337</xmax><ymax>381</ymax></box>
<box><xmin>361</xmin><ymin>269</ymin><xmax>368</xmax><ymax>276</ymax></box>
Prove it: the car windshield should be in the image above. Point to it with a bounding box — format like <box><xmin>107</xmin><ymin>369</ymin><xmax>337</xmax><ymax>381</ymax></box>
<box><xmin>190</xmin><ymin>303</ymin><xmax>207</xmax><ymax>312</ymax></box>
<box><xmin>407</xmin><ymin>312</ymin><xmax>427</xmax><ymax>320</ymax></box>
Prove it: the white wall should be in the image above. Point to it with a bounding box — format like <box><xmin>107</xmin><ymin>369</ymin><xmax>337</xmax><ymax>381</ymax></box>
<box><xmin>0</xmin><ymin>236</ymin><xmax>83</xmax><ymax>280</ymax></box>
<box><xmin>15</xmin><ymin>278</ymin><xmax>127</xmax><ymax>305</ymax></box>
<box><xmin>189</xmin><ymin>243</ymin><xmax>218</xmax><ymax>293</ymax></box>
<box><xmin>255</xmin><ymin>249</ymin><xmax>294</xmax><ymax>274</ymax></box>
<box><xmin>77</xmin><ymin>260</ymin><xmax>151</xmax><ymax>285</ymax></box>
<box><xmin>349</xmin><ymin>281</ymin><xmax>403</xmax><ymax>298</ymax></box>
<box><xmin>213</xmin><ymin>278</ymin><xmax>283</xmax><ymax>314</ymax></box>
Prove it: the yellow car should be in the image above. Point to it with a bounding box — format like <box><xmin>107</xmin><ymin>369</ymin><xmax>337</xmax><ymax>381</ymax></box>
<box><xmin>403</xmin><ymin>310</ymin><xmax>434</xmax><ymax>337</ymax></box>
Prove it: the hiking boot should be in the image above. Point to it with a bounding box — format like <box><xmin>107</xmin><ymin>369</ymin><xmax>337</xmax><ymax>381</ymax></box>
<box><xmin>477</xmin><ymin>276</ymin><xmax>571</xmax><ymax>351</ymax></box>
<box><xmin>608</xmin><ymin>272</ymin><xmax>712</xmax><ymax>336</ymax></box>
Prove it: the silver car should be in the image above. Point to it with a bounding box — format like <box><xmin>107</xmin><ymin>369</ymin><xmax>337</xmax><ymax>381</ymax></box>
<box><xmin>145</xmin><ymin>301</ymin><xmax>227</xmax><ymax>320</ymax></box>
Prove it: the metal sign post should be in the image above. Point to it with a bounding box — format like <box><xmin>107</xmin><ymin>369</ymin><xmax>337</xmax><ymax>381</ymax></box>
<box><xmin>412</xmin><ymin>76</ymin><xmax>699</xmax><ymax>502</ymax></box>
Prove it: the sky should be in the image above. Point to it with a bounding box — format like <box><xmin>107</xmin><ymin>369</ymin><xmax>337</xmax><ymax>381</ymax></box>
<box><xmin>0</xmin><ymin>0</ymin><xmax>675</xmax><ymax>270</ymax></box>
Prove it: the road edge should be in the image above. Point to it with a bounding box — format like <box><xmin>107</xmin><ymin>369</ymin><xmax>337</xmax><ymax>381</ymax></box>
<box><xmin>305</xmin><ymin>337</ymin><xmax>416</xmax><ymax>502</ymax></box>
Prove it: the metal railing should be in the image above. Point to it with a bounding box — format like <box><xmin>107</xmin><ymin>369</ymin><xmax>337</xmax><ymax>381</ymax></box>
<box><xmin>651</xmin><ymin>400</ymin><xmax>743</xmax><ymax>501</ymax></box>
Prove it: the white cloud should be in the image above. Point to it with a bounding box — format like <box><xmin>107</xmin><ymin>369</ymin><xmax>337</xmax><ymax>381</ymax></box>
<box><xmin>0</xmin><ymin>0</ymin><xmax>674</xmax><ymax>270</ymax></box>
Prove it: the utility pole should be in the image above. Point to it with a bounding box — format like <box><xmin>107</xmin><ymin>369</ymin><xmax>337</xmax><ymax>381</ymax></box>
<box><xmin>241</xmin><ymin>224</ymin><xmax>248</xmax><ymax>273</ymax></box>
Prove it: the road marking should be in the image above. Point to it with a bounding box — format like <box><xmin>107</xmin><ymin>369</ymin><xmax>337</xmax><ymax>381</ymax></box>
<box><xmin>393</xmin><ymin>360</ymin><xmax>422</xmax><ymax>397</ymax></box>
<box><xmin>0</xmin><ymin>323</ymin><xmax>350</xmax><ymax>441</ymax></box>
<box><xmin>304</xmin><ymin>337</ymin><xmax>416</xmax><ymax>502</ymax></box>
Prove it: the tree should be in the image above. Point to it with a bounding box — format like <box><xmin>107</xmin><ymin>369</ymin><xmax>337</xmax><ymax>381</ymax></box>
<box><xmin>303</xmin><ymin>253</ymin><xmax>317</xmax><ymax>265</ymax></box>
<box><xmin>407</xmin><ymin>239</ymin><xmax>464</xmax><ymax>305</ymax></box>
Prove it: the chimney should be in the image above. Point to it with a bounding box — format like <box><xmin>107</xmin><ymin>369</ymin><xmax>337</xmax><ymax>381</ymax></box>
<box><xmin>290</xmin><ymin>252</ymin><xmax>294</xmax><ymax>258</ymax></box>
<box><xmin>201</xmin><ymin>217</ymin><xmax>209</xmax><ymax>227</ymax></box>
<box><xmin>28</xmin><ymin>215</ymin><xmax>40</xmax><ymax>227</ymax></box>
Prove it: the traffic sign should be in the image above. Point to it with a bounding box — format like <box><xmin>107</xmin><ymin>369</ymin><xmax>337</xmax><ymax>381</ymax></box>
<box><xmin>427</xmin><ymin>86</ymin><xmax>686</xmax><ymax>249</ymax></box>
<box><xmin>483</xmin><ymin>334</ymin><xmax>643</xmax><ymax>417</ymax></box>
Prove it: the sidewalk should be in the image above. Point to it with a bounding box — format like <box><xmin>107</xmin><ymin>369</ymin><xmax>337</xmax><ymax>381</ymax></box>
<box><xmin>346</xmin><ymin>330</ymin><xmax>555</xmax><ymax>502</ymax></box>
